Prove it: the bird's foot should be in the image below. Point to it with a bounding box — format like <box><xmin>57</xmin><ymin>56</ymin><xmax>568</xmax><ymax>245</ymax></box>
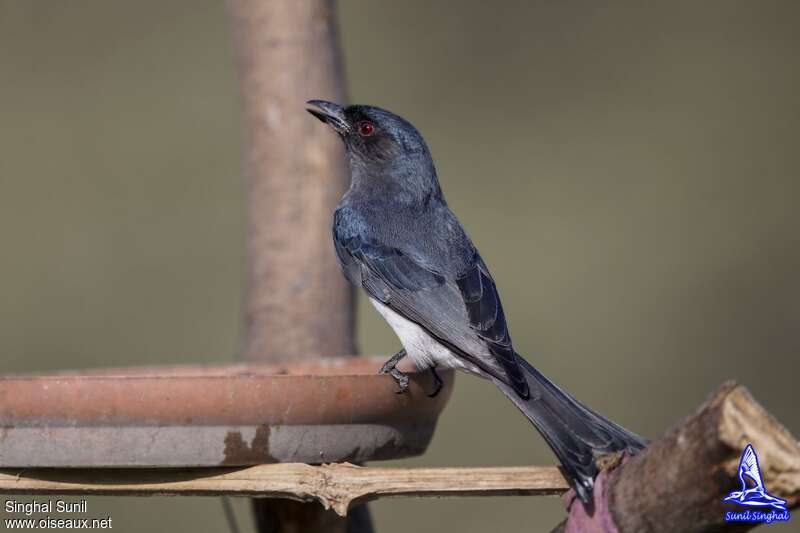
<box><xmin>389</xmin><ymin>368</ymin><xmax>409</xmax><ymax>394</ymax></box>
<box><xmin>380</xmin><ymin>349</ymin><xmax>409</xmax><ymax>394</ymax></box>
<box><xmin>428</xmin><ymin>366</ymin><xmax>444</xmax><ymax>398</ymax></box>
<box><xmin>379</xmin><ymin>349</ymin><xmax>406</xmax><ymax>374</ymax></box>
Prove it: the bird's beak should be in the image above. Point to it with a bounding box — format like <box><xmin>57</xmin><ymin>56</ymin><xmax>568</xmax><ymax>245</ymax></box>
<box><xmin>306</xmin><ymin>100</ymin><xmax>350</xmax><ymax>134</ymax></box>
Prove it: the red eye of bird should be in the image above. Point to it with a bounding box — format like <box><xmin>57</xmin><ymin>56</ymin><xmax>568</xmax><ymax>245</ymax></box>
<box><xmin>357</xmin><ymin>121</ymin><xmax>375</xmax><ymax>137</ymax></box>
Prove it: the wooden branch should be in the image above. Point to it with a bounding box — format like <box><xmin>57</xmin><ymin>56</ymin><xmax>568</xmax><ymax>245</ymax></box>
<box><xmin>558</xmin><ymin>382</ymin><xmax>800</xmax><ymax>532</ymax></box>
<box><xmin>0</xmin><ymin>465</ymin><xmax>569</xmax><ymax>517</ymax></box>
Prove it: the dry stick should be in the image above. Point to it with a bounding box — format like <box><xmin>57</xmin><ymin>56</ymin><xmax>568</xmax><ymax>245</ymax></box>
<box><xmin>0</xmin><ymin>465</ymin><xmax>569</xmax><ymax>517</ymax></box>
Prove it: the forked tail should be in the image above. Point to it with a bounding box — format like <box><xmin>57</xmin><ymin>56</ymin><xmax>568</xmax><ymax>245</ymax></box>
<box><xmin>492</xmin><ymin>354</ymin><xmax>646</xmax><ymax>502</ymax></box>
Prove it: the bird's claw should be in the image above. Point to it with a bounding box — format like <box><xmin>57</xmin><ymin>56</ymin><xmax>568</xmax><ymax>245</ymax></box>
<box><xmin>379</xmin><ymin>349</ymin><xmax>406</xmax><ymax>375</ymax></box>
<box><xmin>392</xmin><ymin>369</ymin><xmax>410</xmax><ymax>394</ymax></box>
<box><xmin>379</xmin><ymin>349</ymin><xmax>410</xmax><ymax>393</ymax></box>
<box><xmin>428</xmin><ymin>366</ymin><xmax>444</xmax><ymax>398</ymax></box>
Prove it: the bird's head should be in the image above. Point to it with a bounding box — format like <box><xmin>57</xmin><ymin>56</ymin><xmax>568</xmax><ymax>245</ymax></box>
<box><xmin>306</xmin><ymin>100</ymin><xmax>441</xmax><ymax>202</ymax></box>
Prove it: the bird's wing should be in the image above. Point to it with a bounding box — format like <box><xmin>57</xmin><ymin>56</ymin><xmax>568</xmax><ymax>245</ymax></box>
<box><xmin>335</xmin><ymin>232</ymin><xmax>529</xmax><ymax>397</ymax></box>
<box><xmin>740</xmin><ymin>445</ymin><xmax>764</xmax><ymax>489</ymax></box>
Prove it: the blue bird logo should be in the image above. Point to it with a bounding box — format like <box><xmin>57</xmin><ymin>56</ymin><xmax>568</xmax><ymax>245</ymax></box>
<box><xmin>723</xmin><ymin>444</ymin><xmax>787</xmax><ymax>511</ymax></box>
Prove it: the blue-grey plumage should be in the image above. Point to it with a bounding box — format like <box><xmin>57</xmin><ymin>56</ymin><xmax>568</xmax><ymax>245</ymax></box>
<box><xmin>307</xmin><ymin>100</ymin><xmax>646</xmax><ymax>503</ymax></box>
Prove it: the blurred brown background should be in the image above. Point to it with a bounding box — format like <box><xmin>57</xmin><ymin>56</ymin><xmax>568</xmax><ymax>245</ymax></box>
<box><xmin>1</xmin><ymin>1</ymin><xmax>798</xmax><ymax>532</ymax></box>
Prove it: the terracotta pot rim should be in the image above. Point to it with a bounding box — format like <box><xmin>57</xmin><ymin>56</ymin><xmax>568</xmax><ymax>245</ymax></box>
<box><xmin>0</xmin><ymin>356</ymin><xmax>420</xmax><ymax>380</ymax></box>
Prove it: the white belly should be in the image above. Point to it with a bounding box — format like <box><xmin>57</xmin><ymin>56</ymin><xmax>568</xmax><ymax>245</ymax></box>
<box><xmin>369</xmin><ymin>298</ymin><xmax>484</xmax><ymax>375</ymax></box>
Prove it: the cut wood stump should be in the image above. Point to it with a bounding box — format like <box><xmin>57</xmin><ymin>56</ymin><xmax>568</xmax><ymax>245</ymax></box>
<box><xmin>556</xmin><ymin>381</ymin><xmax>799</xmax><ymax>532</ymax></box>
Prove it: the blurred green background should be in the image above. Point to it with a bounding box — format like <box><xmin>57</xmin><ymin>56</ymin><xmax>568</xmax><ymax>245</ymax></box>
<box><xmin>1</xmin><ymin>1</ymin><xmax>798</xmax><ymax>532</ymax></box>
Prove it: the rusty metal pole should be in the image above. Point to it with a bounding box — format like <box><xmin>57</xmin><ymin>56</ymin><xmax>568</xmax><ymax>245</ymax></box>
<box><xmin>224</xmin><ymin>0</ymin><xmax>368</xmax><ymax>531</ymax></box>
<box><xmin>226</xmin><ymin>0</ymin><xmax>354</xmax><ymax>362</ymax></box>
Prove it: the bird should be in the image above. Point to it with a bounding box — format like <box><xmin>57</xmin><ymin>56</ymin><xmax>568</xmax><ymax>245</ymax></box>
<box><xmin>306</xmin><ymin>100</ymin><xmax>646</xmax><ymax>502</ymax></box>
